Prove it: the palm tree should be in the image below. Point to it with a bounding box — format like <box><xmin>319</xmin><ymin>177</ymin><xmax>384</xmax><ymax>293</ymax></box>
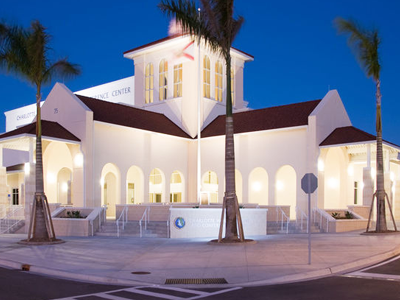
<box><xmin>335</xmin><ymin>17</ymin><xmax>396</xmax><ymax>233</ymax></box>
<box><xmin>0</xmin><ymin>20</ymin><xmax>81</xmax><ymax>243</ymax></box>
<box><xmin>159</xmin><ymin>0</ymin><xmax>246</xmax><ymax>242</ymax></box>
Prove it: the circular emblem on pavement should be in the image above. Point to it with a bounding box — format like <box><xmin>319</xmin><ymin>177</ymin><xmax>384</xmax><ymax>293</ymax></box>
<box><xmin>174</xmin><ymin>217</ymin><xmax>185</xmax><ymax>229</ymax></box>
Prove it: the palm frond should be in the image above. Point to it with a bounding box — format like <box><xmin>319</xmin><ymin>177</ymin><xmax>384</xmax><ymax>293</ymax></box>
<box><xmin>43</xmin><ymin>58</ymin><xmax>81</xmax><ymax>84</ymax></box>
<box><xmin>335</xmin><ymin>17</ymin><xmax>380</xmax><ymax>80</ymax></box>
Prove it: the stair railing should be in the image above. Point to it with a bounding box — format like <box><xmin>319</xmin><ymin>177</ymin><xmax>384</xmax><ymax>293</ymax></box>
<box><xmin>312</xmin><ymin>208</ymin><xmax>333</xmax><ymax>233</ymax></box>
<box><xmin>139</xmin><ymin>206</ymin><xmax>151</xmax><ymax>238</ymax></box>
<box><xmin>296</xmin><ymin>206</ymin><xmax>309</xmax><ymax>233</ymax></box>
<box><xmin>0</xmin><ymin>205</ymin><xmax>24</xmax><ymax>234</ymax></box>
<box><xmin>276</xmin><ymin>206</ymin><xmax>290</xmax><ymax>234</ymax></box>
<box><xmin>116</xmin><ymin>205</ymin><xmax>129</xmax><ymax>237</ymax></box>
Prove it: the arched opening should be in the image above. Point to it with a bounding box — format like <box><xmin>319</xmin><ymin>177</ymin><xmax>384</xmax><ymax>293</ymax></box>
<box><xmin>170</xmin><ymin>170</ymin><xmax>184</xmax><ymax>203</ymax></box>
<box><xmin>202</xmin><ymin>171</ymin><xmax>218</xmax><ymax>204</ymax></box>
<box><xmin>126</xmin><ymin>165</ymin><xmax>144</xmax><ymax>204</ymax></box>
<box><xmin>43</xmin><ymin>142</ymin><xmax>73</xmax><ymax>203</ymax></box>
<box><xmin>149</xmin><ymin>168</ymin><xmax>165</xmax><ymax>203</ymax></box>
<box><xmin>324</xmin><ymin>147</ymin><xmax>346</xmax><ymax>209</ymax></box>
<box><xmin>275</xmin><ymin>165</ymin><xmax>296</xmax><ymax>219</ymax></box>
<box><xmin>57</xmin><ymin>167</ymin><xmax>72</xmax><ymax>205</ymax></box>
<box><xmin>101</xmin><ymin>163</ymin><xmax>120</xmax><ymax>218</ymax></box>
<box><xmin>249</xmin><ymin>167</ymin><xmax>268</xmax><ymax>205</ymax></box>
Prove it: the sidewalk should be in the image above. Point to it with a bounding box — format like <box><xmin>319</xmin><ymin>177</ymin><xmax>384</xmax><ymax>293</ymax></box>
<box><xmin>0</xmin><ymin>232</ymin><xmax>399</xmax><ymax>287</ymax></box>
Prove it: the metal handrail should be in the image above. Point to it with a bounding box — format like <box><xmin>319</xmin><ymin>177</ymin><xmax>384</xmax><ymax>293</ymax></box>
<box><xmin>276</xmin><ymin>206</ymin><xmax>290</xmax><ymax>234</ymax></box>
<box><xmin>116</xmin><ymin>205</ymin><xmax>129</xmax><ymax>238</ymax></box>
<box><xmin>313</xmin><ymin>208</ymin><xmax>333</xmax><ymax>233</ymax></box>
<box><xmin>0</xmin><ymin>205</ymin><xmax>25</xmax><ymax>234</ymax></box>
<box><xmin>296</xmin><ymin>206</ymin><xmax>309</xmax><ymax>233</ymax></box>
<box><xmin>139</xmin><ymin>206</ymin><xmax>150</xmax><ymax>238</ymax></box>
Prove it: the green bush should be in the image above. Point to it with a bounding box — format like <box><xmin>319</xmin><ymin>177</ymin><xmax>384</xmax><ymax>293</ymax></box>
<box><xmin>66</xmin><ymin>210</ymin><xmax>85</xmax><ymax>218</ymax></box>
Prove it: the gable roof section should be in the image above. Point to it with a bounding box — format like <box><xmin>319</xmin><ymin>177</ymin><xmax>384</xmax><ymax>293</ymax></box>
<box><xmin>320</xmin><ymin>126</ymin><xmax>400</xmax><ymax>149</ymax></box>
<box><xmin>123</xmin><ymin>34</ymin><xmax>254</xmax><ymax>60</ymax></box>
<box><xmin>0</xmin><ymin>120</ymin><xmax>80</xmax><ymax>142</ymax></box>
<box><xmin>76</xmin><ymin>95</ymin><xmax>191</xmax><ymax>138</ymax></box>
<box><xmin>201</xmin><ymin>100</ymin><xmax>321</xmax><ymax>138</ymax></box>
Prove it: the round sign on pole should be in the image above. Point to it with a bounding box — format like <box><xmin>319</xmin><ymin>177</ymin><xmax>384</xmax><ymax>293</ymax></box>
<box><xmin>301</xmin><ymin>173</ymin><xmax>318</xmax><ymax>194</ymax></box>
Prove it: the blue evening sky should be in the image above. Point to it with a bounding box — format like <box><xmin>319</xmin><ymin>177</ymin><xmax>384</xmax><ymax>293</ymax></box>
<box><xmin>1</xmin><ymin>0</ymin><xmax>399</xmax><ymax>144</ymax></box>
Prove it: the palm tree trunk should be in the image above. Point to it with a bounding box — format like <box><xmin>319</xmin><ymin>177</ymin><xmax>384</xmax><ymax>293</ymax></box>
<box><xmin>223</xmin><ymin>54</ymin><xmax>244</xmax><ymax>241</ymax></box>
<box><xmin>375</xmin><ymin>79</ymin><xmax>387</xmax><ymax>232</ymax></box>
<box><xmin>27</xmin><ymin>89</ymin><xmax>57</xmax><ymax>241</ymax></box>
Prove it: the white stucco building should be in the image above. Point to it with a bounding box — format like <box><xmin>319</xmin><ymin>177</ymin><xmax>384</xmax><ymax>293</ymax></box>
<box><xmin>1</xmin><ymin>34</ymin><xmax>400</xmax><ymax>223</ymax></box>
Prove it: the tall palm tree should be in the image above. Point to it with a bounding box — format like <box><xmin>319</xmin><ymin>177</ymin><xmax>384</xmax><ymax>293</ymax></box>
<box><xmin>0</xmin><ymin>20</ymin><xmax>81</xmax><ymax>243</ymax></box>
<box><xmin>335</xmin><ymin>17</ymin><xmax>396</xmax><ymax>233</ymax></box>
<box><xmin>159</xmin><ymin>0</ymin><xmax>246</xmax><ymax>242</ymax></box>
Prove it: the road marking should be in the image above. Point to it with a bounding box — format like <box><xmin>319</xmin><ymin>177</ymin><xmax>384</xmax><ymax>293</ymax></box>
<box><xmin>343</xmin><ymin>255</ymin><xmax>400</xmax><ymax>282</ymax></box>
<box><xmin>52</xmin><ymin>285</ymin><xmax>242</xmax><ymax>300</ymax></box>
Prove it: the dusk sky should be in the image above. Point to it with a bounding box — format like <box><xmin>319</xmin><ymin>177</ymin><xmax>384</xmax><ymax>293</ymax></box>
<box><xmin>1</xmin><ymin>0</ymin><xmax>399</xmax><ymax>144</ymax></box>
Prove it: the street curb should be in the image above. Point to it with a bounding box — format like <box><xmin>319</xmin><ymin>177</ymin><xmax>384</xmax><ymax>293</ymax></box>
<box><xmin>1</xmin><ymin>245</ymin><xmax>400</xmax><ymax>288</ymax></box>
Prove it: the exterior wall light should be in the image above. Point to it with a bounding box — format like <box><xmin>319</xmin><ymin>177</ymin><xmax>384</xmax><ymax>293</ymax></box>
<box><xmin>100</xmin><ymin>178</ymin><xmax>104</xmax><ymax>187</ymax></box>
<box><xmin>327</xmin><ymin>177</ymin><xmax>339</xmax><ymax>189</ymax></box>
<box><xmin>47</xmin><ymin>172</ymin><xmax>56</xmax><ymax>184</ymax></box>
<box><xmin>390</xmin><ymin>171</ymin><xmax>395</xmax><ymax>182</ymax></box>
<box><xmin>276</xmin><ymin>180</ymin><xmax>284</xmax><ymax>191</ymax></box>
<box><xmin>24</xmin><ymin>163</ymin><xmax>30</xmax><ymax>175</ymax></box>
<box><xmin>371</xmin><ymin>168</ymin><xmax>376</xmax><ymax>179</ymax></box>
<box><xmin>318</xmin><ymin>159</ymin><xmax>324</xmax><ymax>172</ymax></box>
<box><xmin>61</xmin><ymin>182</ymin><xmax>68</xmax><ymax>192</ymax></box>
<box><xmin>347</xmin><ymin>165</ymin><xmax>354</xmax><ymax>176</ymax></box>
<box><xmin>74</xmin><ymin>153</ymin><xmax>84</xmax><ymax>167</ymax></box>
<box><xmin>252</xmin><ymin>181</ymin><xmax>262</xmax><ymax>192</ymax></box>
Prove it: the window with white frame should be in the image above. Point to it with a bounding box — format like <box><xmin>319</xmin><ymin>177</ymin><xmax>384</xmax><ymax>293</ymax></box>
<box><xmin>215</xmin><ymin>61</ymin><xmax>223</xmax><ymax>102</ymax></box>
<box><xmin>203</xmin><ymin>55</ymin><xmax>210</xmax><ymax>98</ymax></box>
<box><xmin>145</xmin><ymin>63</ymin><xmax>154</xmax><ymax>104</ymax></box>
<box><xmin>173</xmin><ymin>64</ymin><xmax>182</xmax><ymax>98</ymax></box>
<box><xmin>159</xmin><ymin>59</ymin><xmax>168</xmax><ymax>101</ymax></box>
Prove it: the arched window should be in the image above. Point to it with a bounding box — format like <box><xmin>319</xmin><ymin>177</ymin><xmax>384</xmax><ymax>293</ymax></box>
<box><xmin>149</xmin><ymin>168</ymin><xmax>164</xmax><ymax>203</ymax></box>
<box><xmin>215</xmin><ymin>61</ymin><xmax>223</xmax><ymax>102</ymax></box>
<box><xmin>203</xmin><ymin>55</ymin><xmax>210</xmax><ymax>98</ymax></box>
<box><xmin>170</xmin><ymin>170</ymin><xmax>183</xmax><ymax>203</ymax></box>
<box><xmin>173</xmin><ymin>64</ymin><xmax>182</xmax><ymax>98</ymax></box>
<box><xmin>159</xmin><ymin>59</ymin><xmax>168</xmax><ymax>101</ymax></box>
<box><xmin>145</xmin><ymin>63</ymin><xmax>154</xmax><ymax>104</ymax></box>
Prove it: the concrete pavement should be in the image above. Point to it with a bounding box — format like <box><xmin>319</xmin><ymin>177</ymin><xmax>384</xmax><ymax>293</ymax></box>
<box><xmin>0</xmin><ymin>232</ymin><xmax>399</xmax><ymax>288</ymax></box>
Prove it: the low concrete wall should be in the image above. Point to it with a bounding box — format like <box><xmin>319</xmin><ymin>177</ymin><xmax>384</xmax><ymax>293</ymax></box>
<box><xmin>348</xmin><ymin>205</ymin><xmax>370</xmax><ymax>219</ymax></box>
<box><xmin>322</xmin><ymin>209</ymin><xmax>368</xmax><ymax>233</ymax></box>
<box><xmin>52</xmin><ymin>207</ymin><xmax>104</xmax><ymax>236</ymax></box>
<box><xmin>169</xmin><ymin>208</ymin><xmax>267</xmax><ymax>238</ymax></box>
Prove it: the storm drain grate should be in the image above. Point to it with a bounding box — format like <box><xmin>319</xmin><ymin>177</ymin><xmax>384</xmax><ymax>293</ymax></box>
<box><xmin>165</xmin><ymin>278</ymin><xmax>228</xmax><ymax>284</ymax></box>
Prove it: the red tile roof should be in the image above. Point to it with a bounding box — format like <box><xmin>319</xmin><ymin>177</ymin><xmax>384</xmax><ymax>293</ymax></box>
<box><xmin>201</xmin><ymin>100</ymin><xmax>321</xmax><ymax>137</ymax></box>
<box><xmin>0</xmin><ymin>120</ymin><xmax>80</xmax><ymax>142</ymax></box>
<box><xmin>320</xmin><ymin>126</ymin><xmax>400</xmax><ymax>148</ymax></box>
<box><xmin>76</xmin><ymin>95</ymin><xmax>192</xmax><ymax>138</ymax></box>
<box><xmin>320</xmin><ymin>126</ymin><xmax>375</xmax><ymax>146</ymax></box>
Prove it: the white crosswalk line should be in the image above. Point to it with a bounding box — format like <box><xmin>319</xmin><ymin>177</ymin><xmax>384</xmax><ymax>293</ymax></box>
<box><xmin>51</xmin><ymin>285</ymin><xmax>242</xmax><ymax>300</ymax></box>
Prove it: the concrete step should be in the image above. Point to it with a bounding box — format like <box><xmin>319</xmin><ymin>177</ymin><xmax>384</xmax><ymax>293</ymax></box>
<box><xmin>96</xmin><ymin>221</ymin><xmax>168</xmax><ymax>238</ymax></box>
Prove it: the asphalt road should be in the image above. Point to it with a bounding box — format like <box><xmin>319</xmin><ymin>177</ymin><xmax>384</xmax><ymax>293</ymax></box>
<box><xmin>2</xmin><ymin>256</ymin><xmax>400</xmax><ymax>300</ymax></box>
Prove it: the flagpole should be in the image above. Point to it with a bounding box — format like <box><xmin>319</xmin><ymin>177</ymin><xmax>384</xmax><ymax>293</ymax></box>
<box><xmin>197</xmin><ymin>7</ymin><xmax>202</xmax><ymax>205</ymax></box>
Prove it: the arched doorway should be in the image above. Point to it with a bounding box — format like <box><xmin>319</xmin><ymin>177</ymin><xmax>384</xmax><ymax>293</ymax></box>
<box><xmin>126</xmin><ymin>166</ymin><xmax>144</xmax><ymax>204</ymax></box>
<box><xmin>57</xmin><ymin>167</ymin><xmax>72</xmax><ymax>205</ymax></box>
<box><xmin>275</xmin><ymin>165</ymin><xmax>296</xmax><ymax>219</ymax></box>
<box><xmin>202</xmin><ymin>171</ymin><xmax>218</xmax><ymax>204</ymax></box>
<box><xmin>324</xmin><ymin>147</ymin><xmax>346</xmax><ymax>209</ymax></box>
<box><xmin>101</xmin><ymin>163</ymin><xmax>120</xmax><ymax>218</ymax></box>
<box><xmin>170</xmin><ymin>170</ymin><xmax>184</xmax><ymax>203</ymax></box>
<box><xmin>248</xmin><ymin>167</ymin><xmax>268</xmax><ymax>205</ymax></box>
<box><xmin>149</xmin><ymin>168</ymin><xmax>164</xmax><ymax>203</ymax></box>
